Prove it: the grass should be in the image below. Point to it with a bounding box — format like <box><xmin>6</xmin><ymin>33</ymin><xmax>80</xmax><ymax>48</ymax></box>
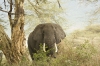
<box><xmin>1</xmin><ymin>37</ymin><xmax>100</xmax><ymax>66</ymax></box>
<box><xmin>0</xmin><ymin>35</ymin><xmax>100</xmax><ymax>66</ymax></box>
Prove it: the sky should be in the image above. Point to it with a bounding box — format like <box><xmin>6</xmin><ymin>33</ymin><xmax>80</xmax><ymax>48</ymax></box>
<box><xmin>61</xmin><ymin>0</ymin><xmax>100</xmax><ymax>33</ymax></box>
<box><xmin>0</xmin><ymin>0</ymin><xmax>100</xmax><ymax>37</ymax></box>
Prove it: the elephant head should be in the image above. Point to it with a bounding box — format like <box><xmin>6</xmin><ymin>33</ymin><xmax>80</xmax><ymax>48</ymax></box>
<box><xmin>28</xmin><ymin>23</ymin><xmax>66</xmax><ymax>60</ymax></box>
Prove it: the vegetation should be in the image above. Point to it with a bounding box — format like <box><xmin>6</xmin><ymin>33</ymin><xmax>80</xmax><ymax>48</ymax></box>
<box><xmin>25</xmin><ymin>0</ymin><xmax>66</xmax><ymax>33</ymax></box>
<box><xmin>0</xmin><ymin>0</ymin><xmax>65</xmax><ymax>64</ymax></box>
<box><xmin>0</xmin><ymin>24</ymin><xmax>100</xmax><ymax>66</ymax></box>
<box><xmin>0</xmin><ymin>0</ymin><xmax>100</xmax><ymax>66</ymax></box>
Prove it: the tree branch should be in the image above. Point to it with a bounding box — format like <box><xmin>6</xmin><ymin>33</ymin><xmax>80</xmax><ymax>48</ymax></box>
<box><xmin>27</xmin><ymin>0</ymin><xmax>40</xmax><ymax>16</ymax></box>
<box><xmin>57</xmin><ymin>0</ymin><xmax>62</xmax><ymax>8</ymax></box>
<box><xmin>0</xmin><ymin>9</ymin><xmax>14</xmax><ymax>15</ymax></box>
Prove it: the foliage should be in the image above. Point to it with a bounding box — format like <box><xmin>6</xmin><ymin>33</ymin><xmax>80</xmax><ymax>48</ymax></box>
<box><xmin>74</xmin><ymin>40</ymin><xmax>96</xmax><ymax>63</ymax></box>
<box><xmin>86</xmin><ymin>24</ymin><xmax>100</xmax><ymax>33</ymax></box>
<box><xmin>1</xmin><ymin>38</ymin><xmax>99</xmax><ymax>66</ymax></box>
<box><xmin>24</xmin><ymin>0</ymin><xmax>66</xmax><ymax>34</ymax></box>
<box><xmin>32</xmin><ymin>44</ymin><xmax>47</xmax><ymax>61</ymax></box>
<box><xmin>71</xmin><ymin>24</ymin><xmax>100</xmax><ymax>38</ymax></box>
<box><xmin>26</xmin><ymin>0</ymin><xmax>64</xmax><ymax>22</ymax></box>
<box><xmin>0</xmin><ymin>0</ymin><xmax>100</xmax><ymax>65</ymax></box>
<box><xmin>1</xmin><ymin>24</ymin><xmax>99</xmax><ymax>66</ymax></box>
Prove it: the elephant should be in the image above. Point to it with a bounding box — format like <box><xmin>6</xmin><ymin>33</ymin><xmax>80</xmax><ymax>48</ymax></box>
<box><xmin>28</xmin><ymin>23</ymin><xmax>66</xmax><ymax>60</ymax></box>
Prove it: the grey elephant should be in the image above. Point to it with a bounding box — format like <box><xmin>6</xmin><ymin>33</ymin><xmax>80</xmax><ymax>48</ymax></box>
<box><xmin>28</xmin><ymin>23</ymin><xmax>66</xmax><ymax>60</ymax></box>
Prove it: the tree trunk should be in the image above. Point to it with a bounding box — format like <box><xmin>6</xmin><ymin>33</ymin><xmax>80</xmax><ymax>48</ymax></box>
<box><xmin>0</xmin><ymin>25</ymin><xmax>12</xmax><ymax>64</ymax></box>
<box><xmin>0</xmin><ymin>0</ymin><xmax>26</xmax><ymax>64</ymax></box>
<box><xmin>9</xmin><ymin>0</ymin><xmax>26</xmax><ymax>64</ymax></box>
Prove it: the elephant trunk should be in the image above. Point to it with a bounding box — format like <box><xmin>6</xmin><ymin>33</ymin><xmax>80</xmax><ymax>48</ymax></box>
<box><xmin>43</xmin><ymin>43</ymin><xmax>58</xmax><ymax>52</ymax></box>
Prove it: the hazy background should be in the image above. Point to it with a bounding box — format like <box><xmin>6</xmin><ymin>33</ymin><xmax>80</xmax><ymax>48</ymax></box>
<box><xmin>0</xmin><ymin>0</ymin><xmax>100</xmax><ymax>37</ymax></box>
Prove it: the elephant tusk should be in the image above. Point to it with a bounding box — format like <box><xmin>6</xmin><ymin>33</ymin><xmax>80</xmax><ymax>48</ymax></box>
<box><xmin>43</xmin><ymin>43</ymin><xmax>46</xmax><ymax>52</ymax></box>
<box><xmin>55</xmin><ymin>43</ymin><xmax>58</xmax><ymax>52</ymax></box>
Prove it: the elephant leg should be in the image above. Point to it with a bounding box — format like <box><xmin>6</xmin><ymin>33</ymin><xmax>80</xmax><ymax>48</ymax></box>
<box><xmin>28</xmin><ymin>46</ymin><xmax>36</xmax><ymax>60</ymax></box>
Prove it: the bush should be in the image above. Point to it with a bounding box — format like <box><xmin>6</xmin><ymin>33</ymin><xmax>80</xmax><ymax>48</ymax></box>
<box><xmin>1</xmin><ymin>38</ymin><xmax>99</xmax><ymax>66</ymax></box>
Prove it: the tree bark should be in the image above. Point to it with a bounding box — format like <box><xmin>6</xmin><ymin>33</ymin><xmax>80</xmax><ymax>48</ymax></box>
<box><xmin>9</xmin><ymin>0</ymin><xmax>26</xmax><ymax>64</ymax></box>
<box><xmin>1</xmin><ymin>0</ymin><xmax>26</xmax><ymax>64</ymax></box>
<box><xmin>0</xmin><ymin>25</ymin><xmax>12</xmax><ymax>64</ymax></box>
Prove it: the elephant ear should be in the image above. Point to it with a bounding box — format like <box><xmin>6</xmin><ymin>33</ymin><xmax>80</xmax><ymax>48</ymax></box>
<box><xmin>32</xmin><ymin>24</ymin><xmax>44</xmax><ymax>41</ymax></box>
<box><xmin>53</xmin><ymin>24</ymin><xmax>66</xmax><ymax>44</ymax></box>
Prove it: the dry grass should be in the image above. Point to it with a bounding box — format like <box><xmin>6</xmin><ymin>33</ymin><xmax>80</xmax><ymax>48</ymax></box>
<box><xmin>0</xmin><ymin>36</ymin><xmax>100</xmax><ymax>66</ymax></box>
<box><xmin>0</xmin><ymin>35</ymin><xmax>100</xmax><ymax>66</ymax></box>
<box><xmin>1</xmin><ymin>24</ymin><xmax>100</xmax><ymax>66</ymax></box>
